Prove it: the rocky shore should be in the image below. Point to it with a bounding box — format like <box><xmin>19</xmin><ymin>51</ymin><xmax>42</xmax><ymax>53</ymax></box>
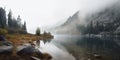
<box><xmin>0</xmin><ymin>34</ymin><xmax>53</xmax><ymax>60</ymax></box>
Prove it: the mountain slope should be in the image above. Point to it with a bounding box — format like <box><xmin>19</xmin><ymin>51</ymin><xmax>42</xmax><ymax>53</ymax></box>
<box><xmin>53</xmin><ymin>2</ymin><xmax>120</xmax><ymax>35</ymax></box>
<box><xmin>82</xmin><ymin>2</ymin><xmax>120</xmax><ymax>34</ymax></box>
<box><xmin>54</xmin><ymin>11</ymin><xmax>81</xmax><ymax>34</ymax></box>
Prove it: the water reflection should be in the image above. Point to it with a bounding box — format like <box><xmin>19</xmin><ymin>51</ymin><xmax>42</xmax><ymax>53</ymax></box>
<box><xmin>75</xmin><ymin>36</ymin><xmax>120</xmax><ymax>60</ymax></box>
<box><xmin>39</xmin><ymin>35</ymin><xmax>120</xmax><ymax>60</ymax></box>
<box><xmin>39</xmin><ymin>40</ymin><xmax>76</xmax><ymax>60</ymax></box>
<box><xmin>51</xmin><ymin>35</ymin><xmax>120</xmax><ymax>60</ymax></box>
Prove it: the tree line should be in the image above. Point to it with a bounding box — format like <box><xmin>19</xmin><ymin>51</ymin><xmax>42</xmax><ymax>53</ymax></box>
<box><xmin>0</xmin><ymin>7</ymin><xmax>27</xmax><ymax>34</ymax></box>
<box><xmin>77</xmin><ymin>20</ymin><xmax>120</xmax><ymax>35</ymax></box>
<box><xmin>77</xmin><ymin>21</ymin><xmax>105</xmax><ymax>34</ymax></box>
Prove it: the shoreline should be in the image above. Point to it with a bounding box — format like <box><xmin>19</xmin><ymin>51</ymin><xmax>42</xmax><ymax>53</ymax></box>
<box><xmin>0</xmin><ymin>33</ymin><xmax>54</xmax><ymax>60</ymax></box>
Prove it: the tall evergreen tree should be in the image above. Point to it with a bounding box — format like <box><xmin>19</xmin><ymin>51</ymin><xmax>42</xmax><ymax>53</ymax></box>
<box><xmin>12</xmin><ymin>18</ymin><xmax>18</xmax><ymax>28</ymax></box>
<box><xmin>36</xmin><ymin>27</ymin><xmax>40</xmax><ymax>35</ymax></box>
<box><xmin>87</xmin><ymin>21</ymin><xmax>93</xmax><ymax>34</ymax></box>
<box><xmin>0</xmin><ymin>7</ymin><xmax>7</xmax><ymax>28</ymax></box>
<box><xmin>23</xmin><ymin>21</ymin><xmax>27</xmax><ymax>32</ymax></box>
<box><xmin>8</xmin><ymin>10</ymin><xmax>13</xmax><ymax>28</ymax></box>
<box><xmin>94</xmin><ymin>21</ymin><xmax>99</xmax><ymax>34</ymax></box>
<box><xmin>17</xmin><ymin>15</ymin><xmax>22</xmax><ymax>28</ymax></box>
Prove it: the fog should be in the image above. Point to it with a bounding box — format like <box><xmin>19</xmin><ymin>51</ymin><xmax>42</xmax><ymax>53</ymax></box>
<box><xmin>0</xmin><ymin>0</ymin><xmax>119</xmax><ymax>33</ymax></box>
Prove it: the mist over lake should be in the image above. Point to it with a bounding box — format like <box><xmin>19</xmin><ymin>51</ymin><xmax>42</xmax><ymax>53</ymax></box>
<box><xmin>0</xmin><ymin>0</ymin><xmax>120</xmax><ymax>60</ymax></box>
<box><xmin>40</xmin><ymin>35</ymin><xmax>120</xmax><ymax>60</ymax></box>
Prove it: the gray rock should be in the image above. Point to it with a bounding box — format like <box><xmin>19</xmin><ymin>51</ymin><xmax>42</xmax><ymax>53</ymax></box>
<box><xmin>0</xmin><ymin>41</ymin><xmax>13</xmax><ymax>46</ymax></box>
<box><xmin>94</xmin><ymin>54</ymin><xmax>102</xmax><ymax>58</ymax></box>
<box><xmin>31</xmin><ymin>56</ymin><xmax>41</xmax><ymax>60</ymax></box>
<box><xmin>17</xmin><ymin>43</ymin><xmax>31</xmax><ymax>52</ymax></box>
<box><xmin>17</xmin><ymin>45</ymin><xmax>42</xmax><ymax>55</ymax></box>
<box><xmin>0</xmin><ymin>41</ymin><xmax>13</xmax><ymax>54</ymax></box>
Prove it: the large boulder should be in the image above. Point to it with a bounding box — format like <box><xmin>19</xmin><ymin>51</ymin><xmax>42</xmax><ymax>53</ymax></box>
<box><xmin>0</xmin><ymin>41</ymin><xmax>13</xmax><ymax>54</ymax></box>
<box><xmin>16</xmin><ymin>44</ymin><xmax>42</xmax><ymax>56</ymax></box>
<box><xmin>17</xmin><ymin>46</ymin><xmax>40</xmax><ymax>55</ymax></box>
<box><xmin>17</xmin><ymin>44</ymin><xmax>52</xmax><ymax>60</ymax></box>
<box><xmin>16</xmin><ymin>43</ymin><xmax>31</xmax><ymax>52</ymax></box>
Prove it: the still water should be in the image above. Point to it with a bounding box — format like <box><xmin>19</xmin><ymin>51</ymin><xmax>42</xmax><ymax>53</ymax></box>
<box><xmin>39</xmin><ymin>35</ymin><xmax>120</xmax><ymax>60</ymax></box>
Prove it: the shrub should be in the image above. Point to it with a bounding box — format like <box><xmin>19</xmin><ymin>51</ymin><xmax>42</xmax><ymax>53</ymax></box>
<box><xmin>0</xmin><ymin>28</ymin><xmax>8</xmax><ymax>35</ymax></box>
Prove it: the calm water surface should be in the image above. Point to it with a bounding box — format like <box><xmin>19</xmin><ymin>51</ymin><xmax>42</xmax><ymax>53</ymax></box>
<box><xmin>39</xmin><ymin>35</ymin><xmax>120</xmax><ymax>60</ymax></box>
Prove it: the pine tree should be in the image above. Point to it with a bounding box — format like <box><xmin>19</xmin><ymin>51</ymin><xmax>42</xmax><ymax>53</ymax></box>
<box><xmin>8</xmin><ymin>10</ymin><xmax>13</xmax><ymax>28</ymax></box>
<box><xmin>36</xmin><ymin>27</ymin><xmax>40</xmax><ymax>35</ymax></box>
<box><xmin>0</xmin><ymin>7</ymin><xmax>7</xmax><ymax>28</ymax></box>
<box><xmin>94</xmin><ymin>21</ymin><xmax>99</xmax><ymax>34</ymax></box>
<box><xmin>17</xmin><ymin>15</ymin><xmax>22</xmax><ymax>28</ymax></box>
<box><xmin>12</xmin><ymin>18</ymin><xmax>18</xmax><ymax>28</ymax></box>
<box><xmin>23</xmin><ymin>21</ymin><xmax>27</xmax><ymax>32</ymax></box>
<box><xmin>87</xmin><ymin>21</ymin><xmax>93</xmax><ymax>34</ymax></box>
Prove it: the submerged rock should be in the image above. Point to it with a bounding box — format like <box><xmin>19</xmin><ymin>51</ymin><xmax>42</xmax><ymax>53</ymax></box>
<box><xmin>40</xmin><ymin>53</ymin><xmax>52</xmax><ymax>60</ymax></box>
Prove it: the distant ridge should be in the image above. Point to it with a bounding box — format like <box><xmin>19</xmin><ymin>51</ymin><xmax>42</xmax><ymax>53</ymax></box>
<box><xmin>54</xmin><ymin>11</ymin><xmax>81</xmax><ymax>34</ymax></box>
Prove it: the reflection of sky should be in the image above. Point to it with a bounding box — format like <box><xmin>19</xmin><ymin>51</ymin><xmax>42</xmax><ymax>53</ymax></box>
<box><xmin>39</xmin><ymin>41</ymin><xmax>75</xmax><ymax>60</ymax></box>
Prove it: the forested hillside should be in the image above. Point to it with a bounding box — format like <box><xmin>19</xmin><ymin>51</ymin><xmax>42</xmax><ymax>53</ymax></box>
<box><xmin>77</xmin><ymin>3</ymin><xmax>120</xmax><ymax>35</ymax></box>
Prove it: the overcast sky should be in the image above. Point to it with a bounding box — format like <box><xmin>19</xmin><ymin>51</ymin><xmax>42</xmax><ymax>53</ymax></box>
<box><xmin>0</xmin><ymin>0</ymin><xmax>118</xmax><ymax>33</ymax></box>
